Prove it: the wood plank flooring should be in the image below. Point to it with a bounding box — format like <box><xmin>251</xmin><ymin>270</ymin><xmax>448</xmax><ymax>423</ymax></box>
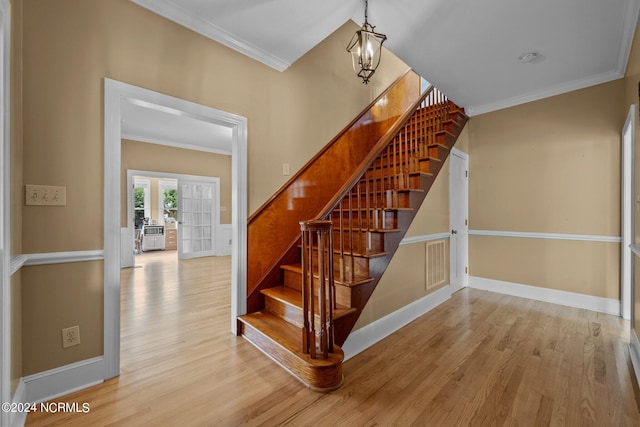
<box><xmin>26</xmin><ymin>252</ymin><xmax>640</xmax><ymax>426</ymax></box>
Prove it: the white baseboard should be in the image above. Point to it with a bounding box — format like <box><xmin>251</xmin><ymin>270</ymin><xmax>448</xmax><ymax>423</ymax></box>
<box><xmin>342</xmin><ymin>285</ymin><xmax>452</xmax><ymax>360</ymax></box>
<box><xmin>10</xmin><ymin>379</ymin><xmax>27</xmax><ymax>427</ymax></box>
<box><xmin>630</xmin><ymin>330</ymin><xmax>640</xmax><ymax>390</ymax></box>
<box><xmin>468</xmin><ymin>276</ymin><xmax>620</xmax><ymax>316</ymax></box>
<box><xmin>22</xmin><ymin>356</ymin><xmax>104</xmax><ymax>405</ymax></box>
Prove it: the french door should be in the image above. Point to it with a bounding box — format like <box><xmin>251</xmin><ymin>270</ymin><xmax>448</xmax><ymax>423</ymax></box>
<box><xmin>177</xmin><ymin>178</ymin><xmax>218</xmax><ymax>259</ymax></box>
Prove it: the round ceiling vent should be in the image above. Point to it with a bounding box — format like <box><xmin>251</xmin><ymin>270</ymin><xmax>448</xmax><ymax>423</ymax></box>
<box><xmin>518</xmin><ymin>51</ymin><xmax>542</xmax><ymax>64</ymax></box>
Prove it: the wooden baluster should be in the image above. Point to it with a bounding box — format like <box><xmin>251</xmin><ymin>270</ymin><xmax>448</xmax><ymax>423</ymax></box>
<box><xmin>307</xmin><ymin>227</ymin><xmax>316</xmax><ymax>359</ymax></box>
<box><xmin>301</xmin><ymin>225</ymin><xmax>309</xmax><ymax>354</ymax></box>
<box><xmin>338</xmin><ymin>201</ymin><xmax>344</xmax><ymax>282</ymax></box>
<box><xmin>327</xmin><ymin>223</ymin><xmax>335</xmax><ymax>354</ymax></box>
<box><xmin>317</xmin><ymin>228</ymin><xmax>327</xmax><ymax>358</ymax></box>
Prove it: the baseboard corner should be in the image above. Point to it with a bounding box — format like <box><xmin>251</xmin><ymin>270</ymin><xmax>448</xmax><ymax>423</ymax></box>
<box><xmin>342</xmin><ymin>285</ymin><xmax>452</xmax><ymax>360</ymax></box>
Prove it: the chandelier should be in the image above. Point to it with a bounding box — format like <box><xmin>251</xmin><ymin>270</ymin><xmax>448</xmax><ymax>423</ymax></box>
<box><xmin>346</xmin><ymin>0</ymin><xmax>387</xmax><ymax>84</ymax></box>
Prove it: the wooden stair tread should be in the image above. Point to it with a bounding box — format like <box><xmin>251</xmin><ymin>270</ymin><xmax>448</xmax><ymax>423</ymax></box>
<box><xmin>336</xmin><ymin>206</ymin><xmax>414</xmax><ymax>212</ymax></box>
<box><xmin>409</xmin><ymin>171</ymin><xmax>433</xmax><ymax>177</ymax></box>
<box><xmin>418</xmin><ymin>156</ymin><xmax>442</xmax><ymax>163</ymax></box>
<box><xmin>297</xmin><ymin>245</ymin><xmax>389</xmax><ymax>259</ymax></box>
<box><xmin>281</xmin><ymin>264</ymin><xmax>375</xmax><ymax>287</ymax></box>
<box><xmin>239</xmin><ymin>311</ymin><xmax>343</xmax><ymax>366</ymax></box>
<box><xmin>261</xmin><ymin>286</ymin><xmax>356</xmax><ymax>320</ymax></box>
<box><xmin>427</xmin><ymin>142</ymin><xmax>449</xmax><ymax>149</ymax></box>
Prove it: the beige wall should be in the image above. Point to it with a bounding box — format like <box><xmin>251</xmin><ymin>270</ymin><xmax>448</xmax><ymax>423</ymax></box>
<box><xmin>21</xmin><ymin>262</ymin><xmax>103</xmax><ymax>375</ymax></box>
<box><xmin>15</xmin><ymin>0</ymin><xmax>410</xmax><ymax>374</ymax></box>
<box><xmin>122</xmin><ymin>139</ymin><xmax>232</xmax><ymax>225</ymax></box>
<box><xmin>467</xmin><ymin>78</ymin><xmax>624</xmax><ymax>300</ymax></box>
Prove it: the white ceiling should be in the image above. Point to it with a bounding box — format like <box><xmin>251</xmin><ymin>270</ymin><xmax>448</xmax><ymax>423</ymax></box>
<box><xmin>130</xmin><ymin>0</ymin><xmax>640</xmax><ymax>121</ymax></box>
<box><xmin>121</xmin><ymin>97</ymin><xmax>233</xmax><ymax>154</ymax></box>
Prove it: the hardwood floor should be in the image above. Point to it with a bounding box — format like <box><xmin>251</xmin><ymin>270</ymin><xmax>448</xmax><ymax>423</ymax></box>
<box><xmin>27</xmin><ymin>253</ymin><xmax>640</xmax><ymax>425</ymax></box>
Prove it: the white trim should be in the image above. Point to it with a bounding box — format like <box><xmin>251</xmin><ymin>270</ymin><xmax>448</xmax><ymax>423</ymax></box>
<box><xmin>630</xmin><ymin>330</ymin><xmax>640</xmax><ymax>392</ymax></box>
<box><xmin>158</xmin><ymin>179</ymin><xmax>177</xmax><ymax>226</ymax></box>
<box><xmin>465</xmin><ymin>70</ymin><xmax>623</xmax><ymax>116</ymax></box>
<box><xmin>104</xmin><ymin>78</ymin><xmax>248</xmax><ymax>381</ymax></box>
<box><xmin>10</xmin><ymin>256</ymin><xmax>27</xmax><ymax>276</ymax></box>
<box><xmin>469</xmin><ymin>229</ymin><xmax>621</xmax><ymax>243</ymax></box>
<box><xmin>122</xmin><ymin>131</ymin><xmax>232</xmax><ymax>156</ymax></box>
<box><xmin>621</xmin><ymin>105</ymin><xmax>636</xmax><ymax>320</ymax></box>
<box><xmin>11</xmin><ymin>251</ymin><xmax>104</xmax><ymax>276</ymax></box>
<box><xmin>22</xmin><ymin>357</ymin><xmax>104</xmax><ymax>405</ymax></box>
<box><xmin>22</xmin><ymin>250</ymin><xmax>104</xmax><ymax>266</ymax></box>
<box><xmin>9</xmin><ymin>379</ymin><xmax>26</xmax><ymax>427</ymax></box>
<box><xmin>618</xmin><ymin>0</ymin><xmax>640</xmax><ymax>77</ymax></box>
<box><xmin>450</xmin><ymin>147</ymin><xmax>469</xmax><ymax>160</ymax></box>
<box><xmin>133</xmin><ymin>177</ymin><xmax>151</xmax><ymax>222</ymax></box>
<box><xmin>468</xmin><ymin>276</ymin><xmax>620</xmax><ymax>316</ymax></box>
<box><xmin>342</xmin><ymin>285</ymin><xmax>452</xmax><ymax>360</ymax></box>
<box><xmin>400</xmin><ymin>232</ymin><xmax>450</xmax><ymax>245</ymax></box>
<box><xmin>0</xmin><ymin>1</ymin><xmax>10</xmax><ymax>425</ymax></box>
<box><xmin>129</xmin><ymin>0</ymin><xmax>290</xmax><ymax>72</ymax></box>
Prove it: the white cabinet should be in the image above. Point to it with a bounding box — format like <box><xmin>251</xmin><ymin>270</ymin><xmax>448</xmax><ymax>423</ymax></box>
<box><xmin>141</xmin><ymin>225</ymin><xmax>165</xmax><ymax>251</ymax></box>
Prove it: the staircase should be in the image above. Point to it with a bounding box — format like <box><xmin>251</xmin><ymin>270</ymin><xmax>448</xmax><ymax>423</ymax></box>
<box><xmin>239</xmin><ymin>71</ymin><xmax>468</xmax><ymax>391</ymax></box>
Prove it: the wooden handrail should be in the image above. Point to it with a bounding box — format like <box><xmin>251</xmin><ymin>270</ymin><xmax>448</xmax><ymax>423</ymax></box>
<box><xmin>246</xmin><ymin>69</ymin><xmax>422</xmax><ymax>312</ymax></box>
<box><xmin>311</xmin><ymin>86</ymin><xmax>435</xmax><ymax>222</ymax></box>
<box><xmin>248</xmin><ymin>68</ymin><xmax>413</xmax><ymax>224</ymax></box>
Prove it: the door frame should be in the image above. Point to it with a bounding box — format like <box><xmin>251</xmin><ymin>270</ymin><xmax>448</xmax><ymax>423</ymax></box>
<box><xmin>126</xmin><ymin>170</ymin><xmax>221</xmax><ymax>261</ymax></box>
<box><xmin>104</xmin><ymin>78</ymin><xmax>247</xmax><ymax>379</ymax></box>
<box><xmin>622</xmin><ymin>104</ymin><xmax>636</xmax><ymax>320</ymax></box>
<box><xmin>0</xmin><ymin>0</ymin><xmax>10</xmax><ymax>424</ymax></box>
<box><xmin>449</xmin><ymin>147</ymin><xmax>469</xmax><ymax>291</ymax></box>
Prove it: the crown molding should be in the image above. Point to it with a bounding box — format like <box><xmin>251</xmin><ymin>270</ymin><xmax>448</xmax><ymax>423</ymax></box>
<box><xmin>130</xmin><ymin>0</ymin><xmax>291</xmax><ymax>72</ymax></box>
<box><xmin>464</xmin><ymin>69</ymin><xmax>623</xmax><ymax>116</ymax></box>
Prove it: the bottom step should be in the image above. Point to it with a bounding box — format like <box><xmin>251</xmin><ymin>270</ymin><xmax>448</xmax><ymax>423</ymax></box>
<box><xmin>238</xmin><ymin>311</ymin><xmax>344</xmax><ymax>392</ymax></box>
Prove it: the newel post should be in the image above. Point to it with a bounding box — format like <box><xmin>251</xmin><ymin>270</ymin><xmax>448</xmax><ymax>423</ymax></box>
<box><xmin>300</xmin><ymin>220</ymin><xmax>335</xmax><ymax>359</ymax></box>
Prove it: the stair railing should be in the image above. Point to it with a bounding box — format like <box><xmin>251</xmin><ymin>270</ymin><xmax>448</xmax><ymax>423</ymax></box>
<box><xmin>299</xmin><ymin>87</ymin><xmax>455</xmax><ymax>357</ymax></box>
<box><xmin>300</xmin><ymin>220</ymin><xmax>335</xmax><ymax>358</ymax></box>
<box><xmin>324</xmin><ymin>87</ymin><xmax>452</xmax><ymax>280</ymax></box>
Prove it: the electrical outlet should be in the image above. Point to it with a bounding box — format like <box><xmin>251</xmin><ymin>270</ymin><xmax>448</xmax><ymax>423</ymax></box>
<box><xmin>62</xmin><ymin>325</ymin><xmax>81</xmax><ymax>348</ymax></box>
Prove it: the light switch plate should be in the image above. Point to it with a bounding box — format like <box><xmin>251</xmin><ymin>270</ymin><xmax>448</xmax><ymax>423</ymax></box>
<box><xmin>25</xmin><ymin>184</ymin><xmax>67</xmax><ymax>206</ymax></box>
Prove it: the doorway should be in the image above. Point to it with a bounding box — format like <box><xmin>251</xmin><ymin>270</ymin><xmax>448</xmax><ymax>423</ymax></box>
<box><xmin>449</xmin><ymin>148</ymin><xmax>469</xmax><ymax>292</ymax></box>
<box><xmin>104</xmin><ymin>79</ymin><xmax>247</xmax><ymax>380</ymax></box>
<box><xmin>124</xmin><ymin>170</ymin><xmax>227</xmax><ymax>267</ymax></box>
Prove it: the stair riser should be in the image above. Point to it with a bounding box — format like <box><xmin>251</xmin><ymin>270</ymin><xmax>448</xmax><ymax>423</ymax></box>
<box><xmin>302</xmin><ymin>250</ymin><xmax>371</xmax><ymax>278</ymax></box>
<box><xmin>418</xmin><ymin>158</ymin><xmax>443</xmax><ymax>174</ymax></box>
<box><xmin>341</xmin><ymin>189</ymin><xmax>412</xmax><ymax>210</ymax></box>
<box><xmin>437</xmin><ymin>132</ymin><xmax>456</xmax><ymax>149</ymax></box>
<box><xmin>283</xmin><ymin>269</ymin><xmax>364</xmax><ymax>302</ymax></box>
<box><xmin>331</xmin><ymin>211</ymin><xmax>398</xmax><ymax>230</ymax></box>
<box><xmin>428</xmin><ymin>144</ymin><xmax>449</xmax><ymax>160</ymax></box>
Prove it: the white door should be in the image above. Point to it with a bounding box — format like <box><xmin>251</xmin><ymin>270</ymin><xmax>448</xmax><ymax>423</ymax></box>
<box><xmin>178</xmin><ymin>178</ymin><xmax>218</xmax><ymax>259</ymax></box>
<box><xmin>621</xmin><ymin>105</ymin><xmax>636</xmax><ymax>320</ymax></box>
<box><xmin>449</xmin><ymin>148</ymin><xmax>469</xmax><ymax>292</ymax></box>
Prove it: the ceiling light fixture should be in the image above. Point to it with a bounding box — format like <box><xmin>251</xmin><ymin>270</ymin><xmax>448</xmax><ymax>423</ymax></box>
<box><xmin>347</xmin><ymin>0</ymin><xmax>387</xmax><ymax>84</ymax></box>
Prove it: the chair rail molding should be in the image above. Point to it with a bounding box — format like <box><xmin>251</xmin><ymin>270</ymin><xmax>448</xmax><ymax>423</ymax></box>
<box><xmin>469</xmin><ymin>229</ymin><xmax>621</xmax><ymax>243</ymax></box>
